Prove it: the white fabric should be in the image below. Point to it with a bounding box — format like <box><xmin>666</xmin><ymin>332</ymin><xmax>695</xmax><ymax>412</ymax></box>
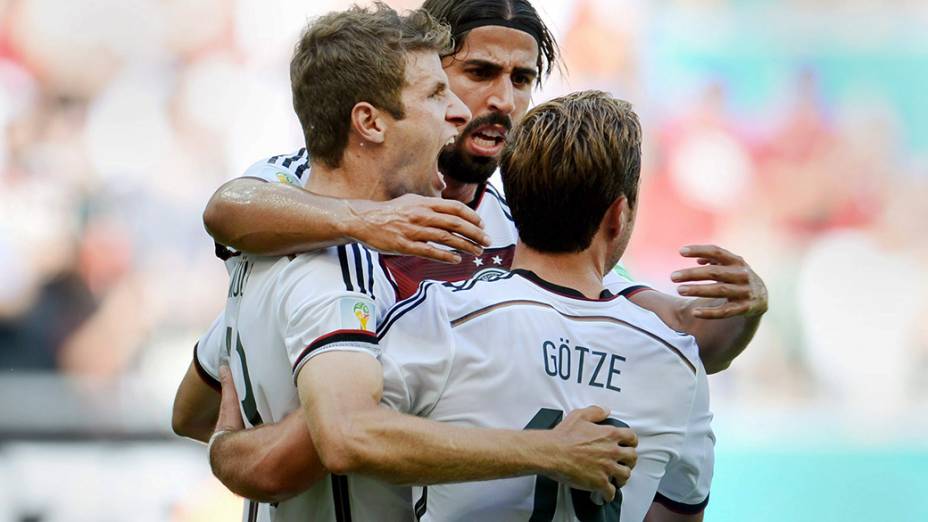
<box><xmin>222</xmin><ymin>244</ymin><xmax>406</xmax><ymax>522</ymax></box>
<box><xmin>194</xmin><ymin>311</ymin><xmax>225</xmax><ymax>382</ymax></box>
<box><xmin>377</xmin><ymin>272</ymin><xmax>713</xmax><ymax>522</ymax></box>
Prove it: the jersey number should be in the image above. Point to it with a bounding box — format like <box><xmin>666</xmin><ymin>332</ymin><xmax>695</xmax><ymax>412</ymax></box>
<box><xmin>524</xmin><ymin>408</ymin><xmax>624</xmax><ymax>522</ymax></box>
<box><xmin>225</xmin><ymin>327</ymin><xmax>264</xmax><ymax>427</ymax></box>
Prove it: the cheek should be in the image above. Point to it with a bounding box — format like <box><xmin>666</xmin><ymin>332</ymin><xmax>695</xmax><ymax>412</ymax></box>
<box><xmin>512</xmin><ymin>90</ymin><xmax>533</xmax><ymax>123</ymax></box>
<box><xmin>449</xmin><ymin>78</ymin><xmax>486</xmax><ymax>114</ymax></box>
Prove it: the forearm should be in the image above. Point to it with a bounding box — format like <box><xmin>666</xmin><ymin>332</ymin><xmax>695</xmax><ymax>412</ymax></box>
<box><xmin>678</xmin><ymin>298</ymin><xmax>761</xmax><ymax>374</ymax></box>
<box><xmin>318</xmin><ymin>406</ymin><xmax>554</xmax><ymax>485</ymax></box>
<box><xmin>210</xmin><ymin>412</ymin><xmax>327</xmax><ymax>503</ymax></box>
<box><xmin>203</xmin><ymin>179</ymin><xmax>361</xmax><ymax>256</ymax></box>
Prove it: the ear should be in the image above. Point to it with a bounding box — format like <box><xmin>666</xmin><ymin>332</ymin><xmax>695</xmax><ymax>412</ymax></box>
<box><xmin>350</xmin><ymin>102</ymin><xmax>387</xmax><ymax>145</ymax></box>
<box><xmin>602</xmin><ymin>196</ymin><xmax>630</xmax><ymax>241</ymax></box>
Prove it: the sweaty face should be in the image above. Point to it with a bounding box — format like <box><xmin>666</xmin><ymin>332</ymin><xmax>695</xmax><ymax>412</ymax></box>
<box><xmin>439</xmin><ymin>26</ymin><xmax>539</xmax><ymax>184</ymax></box>
<box><xmin>386</xmin><ymin>51</ymin><xmax>471</xmax><ymax>198</ymax></box>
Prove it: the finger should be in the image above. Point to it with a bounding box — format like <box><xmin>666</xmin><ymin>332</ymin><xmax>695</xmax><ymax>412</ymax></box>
<box><xmin>569</xmin><ymin>405</ymin><xmax>610</xmax><ymax>423</ymax></box>
<box><xmin>680</xmin><ymin>244</ymin><xmax>743</xmax><ymax>265</ymax></box>
<box><xmin>609</xmin><ymin>464</ymin><xmax>632</xmax><ymax>489</ymax></box>
<box><xmin>219</xmin><ymin>365</ymin><xmax>237</xmax><ymax>402</ymax></box>
<box><xmin>597</xmin><ymin>481</ymin><xmax>617</xmax><ymax>503</ymax></box>
<box><xmin>678</xmin><ymin>283</ymin><xmax>751</xmax><ymax>299</ymax></box>
<box><xmin>693</xmin><ymin>302</ymin><xmax>752</xmax><ymax>319</ymax></box>
<box><xmin>400</xmin><ymin>242</ymin><xmax>462</xmax><ymax>264</ymax></box>
<box><xmin>423</xmin><ymin>213</ymin><xmax>491</xmax><ymax>248</ymax></box>
<box><xmin>429</xmin><ymin>199</ymin><xmax>485</xmax><ymax>228</ymax></box>
<box><xmin>616</xmin><ymin>427</ymin><xmax>638</xmax><ymax>448</ymax></box>
<box><xmin>412</xmin><ymin>228</ymin><xmax>484</xmax><ymax>257</ymax></box>
<box><xmin>615</xmin><ymin>446</ymin><xmax>638</xmax><ymax>468</ymax></box>
<box><xmin>216</xmin><ymin>366</ymin><xmax>245</xmax><ymax>432</ymax></box>
<box><xmin>671</xmin><ymin>265</ymin><xmax>750</xmax><ymax>284</ymax></box>
<box><xmin>697</xmin><ymin>258</ymin><xmax>720</xmax><ymax>266</ymax></box>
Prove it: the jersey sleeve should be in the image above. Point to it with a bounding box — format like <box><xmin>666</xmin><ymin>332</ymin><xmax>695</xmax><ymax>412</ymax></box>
<box><xmin>603</xmin><ymin>268</ymin><xmax>650</xmax><ymax>298</ymax></box>
<box><xmin>654</xmin><ymin>366</ymin><xmax>715</xmax><ymax>514</ymax></box>
<box><xmin>213</xmin><ymin>149</ymin><xmax>311</xmax><ymax>262</ymax></box>
<box><xmin>240</xmin><ymin>149</ymin><xmax>309</xmax><ymax>187</ymax></box>
<box><xmin>377</xmin><ymin>283</ymin><xmax>455</xmax><ymax>416</ymax></box>
<box><xmin>277</xmin><ymin>251</ymin><xmax>381</xmax><ymax>383</ymax></box>
<box><xmin>193</xmin><ymin>311</ymin><xmax>226</xmax><ymax>391</ymax></box>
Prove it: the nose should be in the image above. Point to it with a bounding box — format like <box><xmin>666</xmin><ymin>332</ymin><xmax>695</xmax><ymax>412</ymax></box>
<box><xmin>487</xmin><ymin>77</ymin><xmax>516</xmax><ymax>115</ymax></box>
<box><xmin>446</xmin><ymin>90</ymin><xmax>471</xmax><ymax>129</ymax></box>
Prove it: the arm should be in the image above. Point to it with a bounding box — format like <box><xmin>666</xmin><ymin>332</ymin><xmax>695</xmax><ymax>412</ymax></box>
<box><xmin>203</xmin><ymin>178</ymin><xmax>489</xmax><ymax>262</ymax></box>
<box><xmin>628</xmin><ymin>245</ymin><xmax>767</xmax><ymax>374</ymax></box>
<box><xmin>171</xmin><ymin>357</ymin><xmax>220</xmax><ymax>443</ymax></box>
<box><xmin>644</xmin><ymin>502</ymin><xmax>704</xmax><ymax>522</ymax></box>
<box><xmin>297</xmin><ymin>351</ymin><xmax>636</xmax><ymax>501</ymax></box>
<box><xmin>209</xmin><ymin>367</ymin><xmax>326</xmax><ymax>503</ymax></box>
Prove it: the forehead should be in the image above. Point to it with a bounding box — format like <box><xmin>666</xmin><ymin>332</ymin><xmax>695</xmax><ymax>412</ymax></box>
<box><xmin>403</xmin><ymin>51</ymin><xmax>445</xmax><ymax>91</ymax></box>
<box><xmin>452</xmin><ymin>25</ymin><xmax>539</xmax><ymax>70</ymax></box>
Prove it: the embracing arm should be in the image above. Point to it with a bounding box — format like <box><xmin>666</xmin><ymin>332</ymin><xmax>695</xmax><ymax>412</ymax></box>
<box><xmin>208</xmin><ymin>367</ymin><xmax>327</xmax><ymax>503</ymax></box>
<box><xmin>298</xmin><ymin>352</ymin><xmax>637</xmax><ymax>500</ymax></box>
<box><xmin>628</xmin><ymin>245</ymin><xmax>767</xmax><ymax>374</ymax></box>
<box><xmin>629</xmin><ymin>292</ymin><xmax>762</xmax><ymax>374</ymax></box>
<box><xmin>203</xmin><ymin>178</ymin><xmax>488</xmax><ymax>262</ymax></box>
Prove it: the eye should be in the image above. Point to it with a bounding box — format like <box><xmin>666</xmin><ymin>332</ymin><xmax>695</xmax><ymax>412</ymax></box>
<box><xmin>512</xmin><ymin>74</ymin><xmax>533</xmax><ymax>88</ymax></box>
<box><xmin>466</xmin><ymin>67</ymin><xmax>494</xmax><ymax>80</ymax></box>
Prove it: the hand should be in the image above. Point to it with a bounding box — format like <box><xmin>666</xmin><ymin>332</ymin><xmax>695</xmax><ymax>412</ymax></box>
<box><xmin>214</xmin><ymin>365</ymin><xmax>245</xmax><ymax>434</ymax></box>
<box><xmin>548</xmin><ymin>406</ymin><xmax>638</xmax><ymax>502</ymax></box>
<box><xmin>671</xmin><ymin>244</ymin><xmax>768</xmax><ymax>319</ymax></box>
<box><xmin>347</xmin><ymin>194</ymin><xmax>491</xmax><ymax>264</ymax></box>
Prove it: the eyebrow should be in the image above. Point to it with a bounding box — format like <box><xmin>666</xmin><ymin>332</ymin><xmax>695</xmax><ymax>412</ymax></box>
<box><xmin>460</xmin><ymin>59</ymin><xmax>538</xmax><ymax>80</ymax></box>
<box><xmin>431</xmin><ymin>81</ymin><xmax>447</xmax><ymax>96</ymax></box>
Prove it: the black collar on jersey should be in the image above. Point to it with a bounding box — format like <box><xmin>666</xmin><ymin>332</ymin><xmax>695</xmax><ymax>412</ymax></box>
<box><xmin>510</xmin><ymin>269</ymin><xmax>616</xmax><ymax>301</ymax></box>
<box><xmin>453</xmin><ymin>17</ymin><xmax>542</xmax><ymax>47</ymax></box>
<box><xmin>467</xmin><ymin>182</ymin><xmax>488</xmax><ymax>210</ymax></box>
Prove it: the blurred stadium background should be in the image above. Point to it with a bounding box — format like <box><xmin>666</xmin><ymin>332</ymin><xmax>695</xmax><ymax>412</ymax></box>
<box><xmin>0</xmin><ymin>0</ymin><xmax>926</xmax><ymax>520</ymax></box>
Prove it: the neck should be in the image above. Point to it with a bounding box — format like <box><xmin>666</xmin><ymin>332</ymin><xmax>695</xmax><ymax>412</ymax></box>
<box><xmin>441</xmin><ymin>176</ymin><xmax>481</xmax><ymax>205</ymax></box>
<box><xmin>306</xmin><ymin>150</ymin><xmax>390</xmax><ymax>201</ymax></box>
<box><xmin>511</xmin><ymin>241</ymin><xmax>609</xmax><ymax>299</ymax></box>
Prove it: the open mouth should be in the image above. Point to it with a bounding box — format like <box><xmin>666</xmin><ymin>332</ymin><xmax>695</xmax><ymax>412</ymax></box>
<box><xmin>467</xmin><ymin>125</ymin><xmax>508</xmax><ymax>156</ymax></box>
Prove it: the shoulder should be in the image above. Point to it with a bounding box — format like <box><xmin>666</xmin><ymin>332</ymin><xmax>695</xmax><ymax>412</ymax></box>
<box><xmin>610</xmin><ymin>297</ymin><xmax>703</xmax><ymax>374</ymax></box>
<box><xmin>241</xmin><ymin>148</ymin><xmax>310</xmax><ymax>187</ymax></box>
<box><xmin>427</xmin><ymin>271</ymin><xmax>523</xmax><ymax>325</ymax></box>
<box><xmin>479</xmin><ymin>181</ymin><xmax>513</xmax><ymax>223</ymax></box>
<box><xmin>277</xmin><ymin>244</ymin><xmax>389</xmax><ymax>303</ymax></box>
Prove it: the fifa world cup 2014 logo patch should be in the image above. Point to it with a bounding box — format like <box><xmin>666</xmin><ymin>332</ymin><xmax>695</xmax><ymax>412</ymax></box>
<box><xmin>354</xmin><ymin>302</ymin><xmax>371</xmax><ymax>330</ymax></box>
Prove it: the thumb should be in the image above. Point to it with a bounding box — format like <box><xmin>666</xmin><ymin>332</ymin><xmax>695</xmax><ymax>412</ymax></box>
<box><xmin>216</xmin><ymin>365</ymin><xmax>244</xmax><ymax>432</ymax></box>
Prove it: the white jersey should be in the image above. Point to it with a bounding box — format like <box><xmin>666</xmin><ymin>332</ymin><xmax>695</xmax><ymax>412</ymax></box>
<box><xmin>191</xmin><ymin>148</ymin><xmax>651</xmax><ymax>520</ymax></box>
<box><xmin>196</xmin><ymin>149</ymin><xmax>314</xmax><ymax>401</ymax></box>
<box><xmin>375</xmin><ymin>270</ymin><xmax>714</xmax><ymax>522</ymax></box>
<box><xmin>223</xmin><ymin>243</ymin><xmax>410</xmax><ymax>522</ymax></box>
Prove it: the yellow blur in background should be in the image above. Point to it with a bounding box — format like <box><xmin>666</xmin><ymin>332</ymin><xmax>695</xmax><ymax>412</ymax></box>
<box><xmin>0</xmin><ymin>0</ymin><xmax>925</xmax><ymax>520</ymax></box>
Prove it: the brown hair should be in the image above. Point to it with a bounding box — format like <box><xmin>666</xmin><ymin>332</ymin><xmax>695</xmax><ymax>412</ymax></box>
<box><xmin>500</xmin><ymin>90</ymin><xmax>642</xmax><ymax>253</ymax></box>
<box><xmin>290</xmin><ymin>3</ymin><xmax>452</xmax><ymax>168</ymax></box>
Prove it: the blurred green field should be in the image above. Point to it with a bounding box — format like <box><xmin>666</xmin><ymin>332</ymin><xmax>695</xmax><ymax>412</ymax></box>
<box><xmin>706</xmin><ymin>447</ymin><xmax>928</xmax><ymax>521</ymax></box>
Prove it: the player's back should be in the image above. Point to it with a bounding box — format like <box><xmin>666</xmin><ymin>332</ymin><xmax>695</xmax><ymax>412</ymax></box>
<box><xmin>378</xmin><ymin>269</ymin><xmax>714</xmax><ymax>522</ymax></box>
<box><xmin>225</xmin><ymin>245</ymin><xmax>408</xmax><ymax>522</ymax></box>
